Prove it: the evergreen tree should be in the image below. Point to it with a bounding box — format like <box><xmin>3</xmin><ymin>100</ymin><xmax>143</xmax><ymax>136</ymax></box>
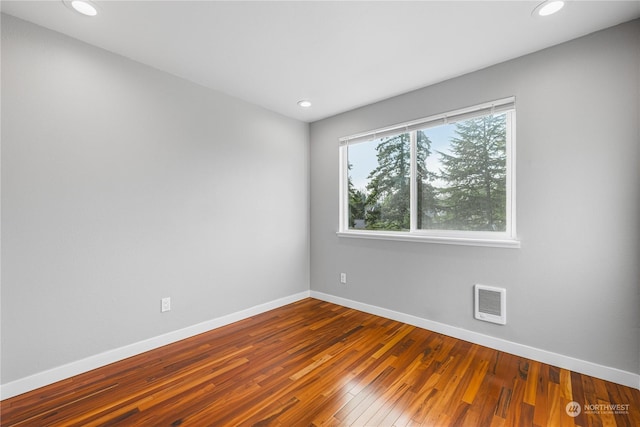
<box><xmin>347</xmin><ymin>169</ymin><xmax>367</xmax><ymax>228</ymax></box>
<box><xmin>437</xmin><ymin>114</ymin><xmax>507</xmax><ymax>231</ymax></box>
<box><xmin>415</xmin><ymin>130</ymin><xmax>438</xmax><ymax>229</ymax></box>
<box><xmin>364</xmin><ymin>131</ymin><xmax>434</xmax><ymax>230</ymax></box>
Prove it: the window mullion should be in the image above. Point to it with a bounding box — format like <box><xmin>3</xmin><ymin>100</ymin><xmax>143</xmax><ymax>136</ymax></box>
<box><xmin>339</xmin><ymin>146</ymin><xmax>349</xmax><ymax>232</ymax></box>
<box><xmin>410</xmin><ymin>130</ymin><xmax>417</xmax><ymax>232</ymax></box>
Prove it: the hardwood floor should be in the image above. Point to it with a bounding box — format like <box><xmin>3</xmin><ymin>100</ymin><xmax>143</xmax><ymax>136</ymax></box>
<box><xmin>2</xmin><ymin>298</ymin><xmax>639</xmax><ymax>426</ymax></box>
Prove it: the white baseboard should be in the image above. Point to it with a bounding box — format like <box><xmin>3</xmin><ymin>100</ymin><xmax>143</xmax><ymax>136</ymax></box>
<box><xmin>2</xmin><ymin>289</ymin><xmax>637</xmax><ymax>400</ymax></box>
<box><xmin>0</xmin><ymin>291</ymin><xmax>311</xmax><ymax>400</ymax></box>
<box><xmin>310</xmin><ymin>291</ymin><xmax>640</xmax><ymax>390</ymax></box>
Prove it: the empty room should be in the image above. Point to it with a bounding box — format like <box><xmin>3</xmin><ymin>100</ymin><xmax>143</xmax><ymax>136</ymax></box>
<box><xmin>1</xmin><ymin>1</ymin><xmax>639</xmax><ymax>426</ymax></box>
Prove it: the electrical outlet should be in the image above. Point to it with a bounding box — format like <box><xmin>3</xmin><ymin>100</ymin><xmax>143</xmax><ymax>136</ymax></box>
<box><xmin>340</xmin><ymin>273</ymin><xmax>347</xmax><ymax>284</ymax></box>
<box><xmin>161</xmin><ymin>297</ymin><xmax>171</xmax><ymax>312</ymax></box>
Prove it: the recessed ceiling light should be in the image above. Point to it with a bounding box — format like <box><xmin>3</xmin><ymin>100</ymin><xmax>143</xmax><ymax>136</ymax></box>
<box><xmin>64</xmin><ymin>0</ymin><xmax>98</xmax><ymax>17</ymax></box>
<box><xmin>533</xmin><ymin>0</ymin><xmax>565</xmax><ymax>17</ymax></box>
<box><xmin>297</xmin><ymin>100</ymin><xmax>312</xmax><ymax>108</ymax></box>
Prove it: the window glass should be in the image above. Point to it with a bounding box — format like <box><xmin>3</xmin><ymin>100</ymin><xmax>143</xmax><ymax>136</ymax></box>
<box><xmin>348</xmin><ymin>133</ymin><xmax>411</xmax><ymax>231</ymax></box>
<box><xmin>418</xmin><ymin>113</ymin><xmax>507</xmax><ymax>232</ymax></box>
<box><xmin>341</xmin><ymin>99</ymin><xmax>515</xmax><ymax>245</ymax></box>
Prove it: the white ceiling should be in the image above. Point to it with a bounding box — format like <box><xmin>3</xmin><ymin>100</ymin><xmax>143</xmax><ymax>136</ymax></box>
<box><xmin>2</xmin><ymin>1</ymin><xmax>639</xmax><ymax>122</ymax></box>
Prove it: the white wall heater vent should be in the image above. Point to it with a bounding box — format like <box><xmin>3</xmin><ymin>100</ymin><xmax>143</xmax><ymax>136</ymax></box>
<box><xmin>474</xmin><ymin>284</ymin><xmax>506</xmax><ymax>325</ymax></box>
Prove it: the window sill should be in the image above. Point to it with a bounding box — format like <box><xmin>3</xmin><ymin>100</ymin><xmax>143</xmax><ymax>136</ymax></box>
<box><xmin>336</xmin><ymin>230</ymin><xmax>521</xmax><ymax>249</ymax></box>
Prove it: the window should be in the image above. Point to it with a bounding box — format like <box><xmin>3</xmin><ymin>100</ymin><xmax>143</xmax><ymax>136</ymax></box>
<box><xmin>339</xmin><ymin>98</ymin><xmax>518</xmax><ymax>247</ymax></box>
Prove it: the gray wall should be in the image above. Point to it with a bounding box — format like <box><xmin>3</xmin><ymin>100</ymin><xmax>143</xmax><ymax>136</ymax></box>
<box><xmin>310</xmin><ymin>20</ymin><xmax>640</xmax><ymax>375</ymax></box>
<box><xmin>1</xmin><ymin>15</ymin><xmax>309</xmax><ymax>384</ymax></box>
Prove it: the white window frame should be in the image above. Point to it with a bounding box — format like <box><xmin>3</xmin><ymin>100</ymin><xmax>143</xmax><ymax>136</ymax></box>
<box><xmin>338</xmin><ymin>97</ymin><xmax>519</xmax><ymax>248</ymax></box>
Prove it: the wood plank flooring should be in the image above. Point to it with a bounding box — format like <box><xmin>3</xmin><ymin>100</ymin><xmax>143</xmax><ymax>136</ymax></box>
<box><xmin>2</xmin><ymin>298</ymin><xmax>639</xmax><ymax>426</ymax></box>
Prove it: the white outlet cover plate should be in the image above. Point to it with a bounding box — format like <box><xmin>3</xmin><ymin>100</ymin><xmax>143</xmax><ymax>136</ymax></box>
<box><xmin>161</xmin><ymin>297</ymin><xmax>171</xmax><ymax>312</ymax></box>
